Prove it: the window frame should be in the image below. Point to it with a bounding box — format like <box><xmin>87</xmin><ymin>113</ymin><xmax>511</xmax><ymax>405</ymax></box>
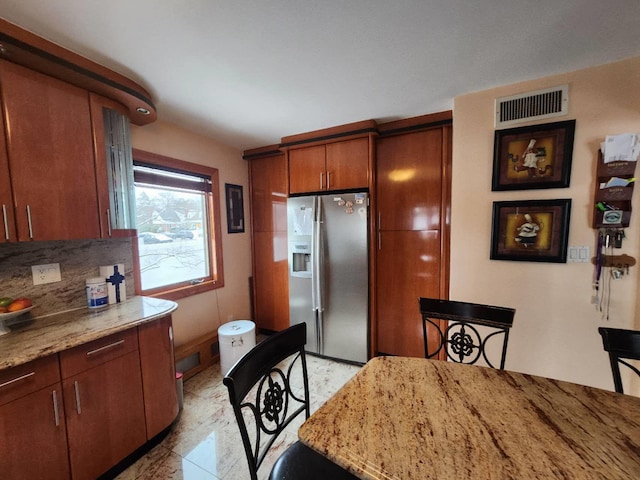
<box><xmin>131</xmin><ymin>148</ymin><xmax>224</xmax><ymax>300</ymax></box>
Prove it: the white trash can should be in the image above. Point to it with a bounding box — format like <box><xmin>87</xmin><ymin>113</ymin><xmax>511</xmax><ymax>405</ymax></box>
<box><xmin>218</xmin><ymin>320</ymin><xmax>256</xmax><ymax>375</ymax></box>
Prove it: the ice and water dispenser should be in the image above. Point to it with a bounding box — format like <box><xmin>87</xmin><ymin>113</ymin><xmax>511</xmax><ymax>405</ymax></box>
<box><xmin>290</xmin><ymin>241</ymin><xmax>312</xmax><ymax>278</ymax></box>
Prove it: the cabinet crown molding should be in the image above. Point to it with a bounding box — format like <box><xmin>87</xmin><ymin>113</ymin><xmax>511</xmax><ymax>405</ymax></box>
<box><xmin>0</xmin><ymin>18</ymin><xmax>156</xmax><ymax>125</ymax></box>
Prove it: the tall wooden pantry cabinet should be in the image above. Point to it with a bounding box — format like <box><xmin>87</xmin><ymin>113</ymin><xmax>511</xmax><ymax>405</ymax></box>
<box><xmin>375</xmin><ymin>113</ymin><xmax>452</xmax><ymax>358</ymax></box>
<box><xmin>245</xmin><ymin>146</ymin><xmax>290</xmax><ymax>332</ymax></box>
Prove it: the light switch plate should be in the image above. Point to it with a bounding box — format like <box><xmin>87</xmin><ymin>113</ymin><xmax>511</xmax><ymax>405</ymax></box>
<box><xmin>567</xmin><ymin>246</ymin><xmax>590</xmax><ymax>263</ymax></box>
<box><xmin>32</xmin><ymin>263</ymin><xmax>62</xmax><ymax>285</ymax></box>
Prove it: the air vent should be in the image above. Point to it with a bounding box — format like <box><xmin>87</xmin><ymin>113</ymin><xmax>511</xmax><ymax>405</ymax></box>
<box><xmin>495</xmin><ymin>85</ymin><xmax>568</xmax><ymax>128</ymax></box>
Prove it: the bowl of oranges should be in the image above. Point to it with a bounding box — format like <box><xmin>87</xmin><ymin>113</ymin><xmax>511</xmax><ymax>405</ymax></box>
<box><xmin>0</xmin><ymin>297</ymin><xmax>34</xmax><ymax>335</ymax></box>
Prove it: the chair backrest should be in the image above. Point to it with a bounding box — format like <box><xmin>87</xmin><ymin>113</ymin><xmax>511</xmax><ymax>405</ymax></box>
<box><xmin>419</xmin><ymin>297</ymin><xmax>515</xmax><ymax>369</ymax></box>
<box><xmin>223</xmin><ymin>323</ymin><xmax>310</xmax><ymax>480</ymax></box>
<box><xmin>598</xmin><ymin>327</ymin><xmax>640</xmax><ymax>394</ymax></box>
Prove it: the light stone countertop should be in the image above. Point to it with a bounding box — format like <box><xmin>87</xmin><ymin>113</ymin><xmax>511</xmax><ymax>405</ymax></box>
<box><xmin>0</xmin><ymin>296</ymin><xmax>177</xmax><ymax>371</ymax></box>
<box><xmin>299</xmin><ymin>356</ymin><xmax>640</xmax><ymax>480</ymax></box>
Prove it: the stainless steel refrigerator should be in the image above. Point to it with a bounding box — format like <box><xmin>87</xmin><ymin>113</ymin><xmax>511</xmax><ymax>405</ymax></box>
<box><xmin>287</xmin><ymin>192</ymin><xmax>368</xmax><ymax>364</ymax></box>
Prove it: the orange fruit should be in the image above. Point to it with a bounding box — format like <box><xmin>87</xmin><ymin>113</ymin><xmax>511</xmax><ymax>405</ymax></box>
<box><xmin>7</xmin><ymin>298</ymin><xmax>32</xmax><ymax>312</ymax></box>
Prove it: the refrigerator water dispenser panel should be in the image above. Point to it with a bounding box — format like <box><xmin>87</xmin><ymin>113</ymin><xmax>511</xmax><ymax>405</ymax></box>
<box><xmin>290</xmin><ymin>241</ymin><xmax>312</xmax><ymax>278</ymax></box>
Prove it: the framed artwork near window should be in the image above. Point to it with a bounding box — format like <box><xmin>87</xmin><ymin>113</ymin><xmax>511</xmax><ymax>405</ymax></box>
<box><xmin>225</xmin><ymin>183</ymin><xmax>245</xmax><ymax>234</ymax></box>
<box><xmin>490</xmin><ymin>199</ymin><xmax>571</xmax><ymax>263</ymax></box>
<box><xmin>492</xmin><ymin>120</ymin><xmax>575</xmax><ymax>191</ymax></box>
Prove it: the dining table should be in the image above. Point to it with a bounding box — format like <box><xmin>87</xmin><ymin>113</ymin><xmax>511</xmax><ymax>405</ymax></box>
<box><xmin>298</xmin><ymin>356</ymin><xmax>640</xmax><ymax>479</ymax></box>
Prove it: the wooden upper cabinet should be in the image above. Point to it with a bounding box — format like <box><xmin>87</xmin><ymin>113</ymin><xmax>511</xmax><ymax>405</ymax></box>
<box><xmin>289</xmin><ymin>137</ymin><xmax>370</xmax><ymax>194</ymax></box>
<box><xmin>325</xmin><ymin>137</ymin><xmax>369</xmax><ymax>190</ymax></box>
<box><xmin>376</xmin><ymin>128</ymin><xmax>444</xmax><ymax>231</ymax></box>
<box><xmin>288</xmin><ymin>144</ymin><xmax>327</xmax><ymax>194</ymax></box>
<box><xmin>249</xmin><ymin>152</ymin><xmax>288</xmax><ymax>232</ymax></box>
<box><xmin>0</xmin><ymin>108</ymin><xmax>16</xmax><ymax>242</ymax></box>
<box><xmin>0</xmin><ymin>60</ymin><xmax>100</xmax><ymax>241</ymax></box>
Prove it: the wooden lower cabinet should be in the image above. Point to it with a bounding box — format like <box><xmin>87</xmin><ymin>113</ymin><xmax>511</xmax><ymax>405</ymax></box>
<box><xmin>376</xmin><ymin>230</ymin><xmax>441</xmax><ymax>357</ymax></box>
<box><xmin>0</xmin><ymin>316</ymin><xmax>179</xmax><ymax>480</ymax></box>
<box><xmin>138</xmin><ymin>316</ymin><xmax>179</xmax><ymax>439</ymax></box>
<box><xmin>0</xmin><ymin>355</ymin><xmax>69</xmax><ymax>479</ymax></box>
<box><xmin>61</xmin><ymin>333</ymin><xmax>146</xmax><ymax>480</ymax></box>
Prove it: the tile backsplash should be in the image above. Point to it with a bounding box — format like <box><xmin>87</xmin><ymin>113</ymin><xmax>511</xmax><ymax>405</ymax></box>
<box><xmin>0</xmin><ymin>238</ymin><xmax>134</xmax><ymax>318</ymax></box>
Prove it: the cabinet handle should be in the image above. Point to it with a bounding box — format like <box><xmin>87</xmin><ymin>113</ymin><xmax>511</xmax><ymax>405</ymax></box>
<box><xmin>319</xmin><ymin>172</ymin><xmax>324</xmax><ymax>190</ymax></box>
<box><xmin>26</xmin><ymin>205</ymin><xmax>33</xmax><ymax>239</ymax></box>
<box><xmin>2</xmin><ymin>204</ymin><xmax>8</xmax><ymax>240</ymax></box>
<box><xmin>377</xmin><ymin>212</ymin><xmax>381</xmax><ymax>250</ymax></box>
<box><xmin>326</xmin><ymin>171</ymin><xmax>331</xmax><ymax>189</ymax></box>
<box><xmin>0</xmin><ymin>371</ymin><xmax>35</xmax><ymax>389</ymax></box>
<box><xmin>74</xmin><ymin>381</ymin><xmax>82</xmax><ymax>414</ymax></box>
<box><xmin>106</xmin><ymin>209</ymin><xmax>112</xmax><ymax>237</ymax></box>
<box><xmin>86</xmin><ymin>339</ymin><xmax>125</xmax><ymax>356</ymax></box>
<box><xmin>52</xmin><ymin>390</ymin><xmax>60</xmax><ymax>427</ymax></box>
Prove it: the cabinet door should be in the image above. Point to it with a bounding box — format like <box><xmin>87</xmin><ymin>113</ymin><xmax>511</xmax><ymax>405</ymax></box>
<box><xmin>376</xmin><ymin>230</ymin><xmax>441</xmax><ymax>357</ymax></box>
<box><xmin>138</xmin><ymin>316</ymin><xmax>179</xmax><ymax>439</ymax></box>
<box><xmin>0</xmin><ymin>60</ymin><xmax>100</xmax><ymax>241</ymax></box>
<box><xmin>289</xmin><ymin>145</ymin><xmax>326</xmax><ymax>194</ymax></box>
<box><xmin>90</xmin><ymin>93</ymin><xmax>134</xmax><ymax>238</ymax></box>
<box><xmin>63</xmin><ymin>351</ymin><xmax>146</xmax><ymax>480</ymax></box>
<box><xmin>325</xmin><ymin>137</ymin><xmax>369</xmax><ymax>190</ymax></box>
<box><xmin>250</xmin><ymin>153</ymin><xmax>288</xmax><ymax>232</ymax></box>
<box><xmin>376</xmin><ymin>129</ymin><xmax>443</xmax><ymax>231</ymax></box>
<box><xmin>0</xmin><ymin>109</ymin><xmax>15</xmax><ymax>242</ymax></box>
<box><xmin>253</xmin><ymin>230</ymin><xmax>290</xmax><ymax>331</ymax></box>
<box><xmin>0</xmin><ymin>384</ymin><xmax>70</xmax><ymax>480</ymax></box>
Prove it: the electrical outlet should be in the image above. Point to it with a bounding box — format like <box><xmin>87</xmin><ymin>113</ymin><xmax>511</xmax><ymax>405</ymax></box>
<box><xmin>31</xmin><ymin>263</ymin><xmax>62</xmax><ymax>285</ymax></box>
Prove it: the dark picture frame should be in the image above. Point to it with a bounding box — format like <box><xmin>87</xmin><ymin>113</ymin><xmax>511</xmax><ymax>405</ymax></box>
<box><xmin>490</xmin><ymin>199</ymin><xmax>571</xmax><ymax>263</ymax></box>
<box><xmin>492</xmin><ymin>120</ymin><xmax>575</xmax><ymax>191</ymax></box>
<box><xmin>225</xmin><ymin>183</ymin><xmax>245</xmax><ymax>234</ymax></box>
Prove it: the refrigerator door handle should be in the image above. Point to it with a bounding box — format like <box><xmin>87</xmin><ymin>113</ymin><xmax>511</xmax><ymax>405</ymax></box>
<box><xmin>314</xmin><ymin>196</ymin><xmax>325</xmax><ymax>354</ymax></box>
<box><xmin>311</xmin><ymin>197</ymin><xmax>318</xmax><ymax>312</ymax></box>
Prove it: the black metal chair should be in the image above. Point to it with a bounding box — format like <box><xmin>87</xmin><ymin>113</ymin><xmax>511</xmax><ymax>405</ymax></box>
<box><xmin>419</xmin><ymin>297</ymin><xmax>515</xmax><ymax>369</ymax></box>
<box><xmin>223</xmin><ymin>323</ymin><xmax>357</xmax><ymax>480</ymax></box>
<box><xmin>598</xmin><ymin>327</ymin><xmax>640</xmax><ymax>394</ymax></box>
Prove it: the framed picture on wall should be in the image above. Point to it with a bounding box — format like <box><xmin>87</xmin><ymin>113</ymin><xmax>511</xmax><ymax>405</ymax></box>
<box><xmin>225</xmin><ymin>183</ymin><xmax>245</xmax><ymax>234</ymax></box>
<box><xmin>490</xmin><ymin>199</ymin><xmax>571</xmax><ymax>263</ymax></box>
<box><xmin>491</xmin><ymin>120</ymin><xmax>575</xmax><ymax>191</ymax></box>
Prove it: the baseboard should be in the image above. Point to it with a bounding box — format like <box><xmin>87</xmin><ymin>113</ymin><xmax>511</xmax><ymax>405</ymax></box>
<box><xmin>174</xmin><ymin>331</ymin><xmax>220</xmax><ymax>380</ymax></box>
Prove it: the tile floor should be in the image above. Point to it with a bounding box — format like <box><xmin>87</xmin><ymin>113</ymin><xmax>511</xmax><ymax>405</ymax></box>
<box><xmin>115</xmin><ymin>354</ymin><xmax>361</xmax><ymax>480</ymax></box>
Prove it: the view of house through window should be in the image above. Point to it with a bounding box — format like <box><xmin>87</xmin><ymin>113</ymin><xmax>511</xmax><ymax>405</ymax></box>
<box><xmin>133</xmin><ymin>150</ymin><xmax>224</xmax><ymax>298</ymax></box>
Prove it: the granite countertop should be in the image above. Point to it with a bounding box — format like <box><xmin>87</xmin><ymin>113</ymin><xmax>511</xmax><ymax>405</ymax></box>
<box><xmin>0</xmin><ymin>296</ymin><xmax>177</xmax><ymax>371</ymax></box>
<box><xmin>299</xmin><ymin>356</ymin><xmax>640</xmax><ymax>479</ymax></box>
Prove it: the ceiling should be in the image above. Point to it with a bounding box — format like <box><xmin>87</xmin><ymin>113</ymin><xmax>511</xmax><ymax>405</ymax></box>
<box><xmin>1</xmin><ymin>1</ymin><xmax>640</xmax><ymax>151</ymax></box>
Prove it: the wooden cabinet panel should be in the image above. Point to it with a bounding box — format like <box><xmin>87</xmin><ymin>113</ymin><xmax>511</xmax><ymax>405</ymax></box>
<box><xmin>0</xmin><ymin>355</ymin><xmax>60</xmax><ymax>406</ymax></box>
<box><xmin>0</xmin><ymin>383</ymin><xmax>70</xmax><ymax>480</ymax></box>
<box><xmin>325</xmin><ymin>137</ymin><xmax>369</xmax><ymax>190</ymax></box>
<box><xmin>376</xmin><ymin>128</ymin><xmax>443</xmax><ymax>231</ymax></box>
<box><xmin>289</xmin><ymin>145</ymin><xmax>326</xmax><ymax>194</ymax></box>
<box><xmin>59</xmin><ymin>328</ymin><xmax>139</xmax><ymax>379</ymax></box>
<box><xmin>138</xmin><ymin>316</ymin><xmax>179</xmax><ymax>439</ymax></box>
<box><xmin>63</xmin><ymin>350</ymin><xmax>146</xmax><ymax>480</ymax></box>
<box><xmin>376</xmin><ymin>230</ymin><xmax>441</xmax><ymax>357</ymax></box>
<box><xmin>253</xmin><ymin>230</ymin><xmax>289</xmax><ymax>331</ymax></box>
<box><xmin>250</xmin><ymin>153</ymin><xmax>288</xmax><ymax>232</ymax></box>
<box><xmin>0</xmin><ymin>60</ymin><xmax>100</xmax><ymax>241</ymax></box>
<box><xmin>0</xmin><ymin>109</ymin><xmax>15</xmax><ymax>242</ymax></box>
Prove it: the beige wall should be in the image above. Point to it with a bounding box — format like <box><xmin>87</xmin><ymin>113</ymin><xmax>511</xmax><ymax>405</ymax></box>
<box><xmin>131</xmin><ymin>120</ymin><xmax>252</xmax><ymax>347</ymax></box>
<box><xmin>451</xmin><ymin>56</ymin><xmax>640</xmax><ymax>392</ymax></box>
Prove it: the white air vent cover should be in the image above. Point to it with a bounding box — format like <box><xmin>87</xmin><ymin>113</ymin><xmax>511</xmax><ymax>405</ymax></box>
<box><xmin>495</xmin><ymin>85</ymin><xmax>568</xmax><ymax>128</ymax></box>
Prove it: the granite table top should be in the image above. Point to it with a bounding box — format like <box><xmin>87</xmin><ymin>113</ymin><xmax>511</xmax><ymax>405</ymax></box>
<box><xmin>0</xmin><ymin>296</ymin><xmax>177</xmax><ymax>371</ymax></box>
<box><xmin>299</xmin><ymin>356</ymin><xmax>640</xmax><ymax>480</ymax></box>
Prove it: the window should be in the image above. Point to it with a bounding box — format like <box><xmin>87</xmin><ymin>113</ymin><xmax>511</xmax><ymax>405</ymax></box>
<box><xmin>132</xmin><ymin>149</ymin><xmax>224</xmax><ymax>300</ymax></box>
